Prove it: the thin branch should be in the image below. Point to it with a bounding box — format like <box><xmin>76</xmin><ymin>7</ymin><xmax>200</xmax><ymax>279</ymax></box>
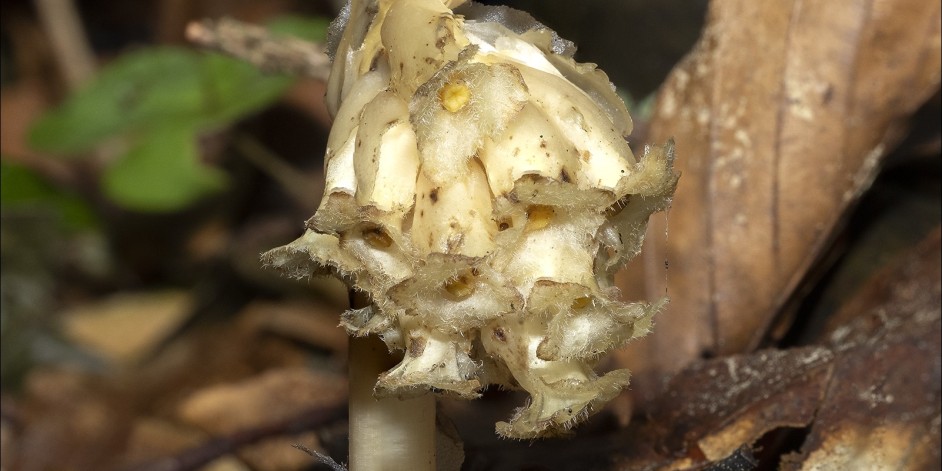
<box><xmin>33</xmin><ymin>0</ymin><xmax>96</xmax><ymax>89</ymax></box>
<box><xmin>233</xmin><ymin>134</ymin><xmax>321</xmax><ymax>215</ymax></box>
<box><xmin>293</xmin><ymin>443</ymin><xmax>348</xmax><ymax>471</ymax></box>
<box><xmin>120</xmin><ymin>404</ymin><xmax>346</xmax><ymax>471</ymax></box>
<box><xmin>185</xmin><ymin>17</ymin><xmax>331</xmax><ymax>81</ymax></box>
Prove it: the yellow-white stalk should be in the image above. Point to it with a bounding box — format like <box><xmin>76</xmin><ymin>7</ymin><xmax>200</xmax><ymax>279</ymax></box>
<box><xmin>349</xmin><ymin>337</ymin><xmax>435</xmax><ymax>471</ymax></box>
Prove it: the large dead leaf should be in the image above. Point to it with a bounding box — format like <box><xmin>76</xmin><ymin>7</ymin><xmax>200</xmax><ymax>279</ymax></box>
<box><xmin>650</xmin><ymin>347</ymin><xmax>833</xmax><ymax>468</ymax></box>
<box><xmin>618</xmin><ymin>0</ymin><xmax>942</xmax><ymax>389</ymax></box>
<box><xmin>781</xmin><ymin>227</ymin><xmax>941</xmax><ymax>470</ymax></box>
<box><xmin>610</xmin><ymin>228</ymin><xmax>941</xmax><ymax>470</ymax></box>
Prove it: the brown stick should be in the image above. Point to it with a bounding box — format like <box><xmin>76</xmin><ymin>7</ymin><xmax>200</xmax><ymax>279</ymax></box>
<box><xmin>119</xmin><ymin>404</ymin><xmax>346</xmax><ymax>471</ymax></box>
<box><xmin>34</xmin><ymin>0</ymin><xmax>96</xmax><ymax>89</ymax></box>
<box><xmin>185</xmin><ymin>17</ymin><xmax>331</xmax><ymax>81</ymax></box>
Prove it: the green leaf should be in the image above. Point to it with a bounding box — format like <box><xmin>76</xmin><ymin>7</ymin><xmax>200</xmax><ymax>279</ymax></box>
<box><xmin>196</xmin><ymin>54</ymin><xmax>293</xmax><ymax>126</ymax></box>
<box><xmin>0</xmin><ymin>161</ymin><xmax>98</xmax><ymax>231</ymax></box>
<box><xmin>102</xmin><ymin>125</ymin><xmax>227</xmax><ymax>212</ymax></box>
<box><xmin>30</xmin><ymin>49</ymin><xmax>202</xmax><ymax>153</ymax></box>
<box><xmin>29</xmin><ymin>47</ymin><xmax>293</xmax><ymax>155</ymax></box>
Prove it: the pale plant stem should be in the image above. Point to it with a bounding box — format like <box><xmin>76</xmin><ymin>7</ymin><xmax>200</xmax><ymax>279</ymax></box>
<box><xmin>348</xmin><ymin>335</ymin><xmax>436</xmax><ymax>471</ymax></box>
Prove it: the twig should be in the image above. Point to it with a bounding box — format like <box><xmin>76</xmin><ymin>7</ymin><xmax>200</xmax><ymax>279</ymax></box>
<box><xmin>233</xmin><ymin>134</ymin><xmax>321</xmax><ymax>215</ymax></box>
<box><xmin>185</xmin><ymin>17</ymin><xmax>331</xmax><ymax>81</ymax></box>
<box><xmin>33</xmin><ymin>0</ymin><xmax>96</xmax><ymax>89</ymax></box>
<box><xmin>33</xmin><ymin>0</ymin><xmax>117</xmax><ymax>176</ymax></box>
<box><xmin>293</xmin><ymin>443</ymin><xmax>348</xmax><ymax>471</ymax></box>
<box><xmin>120</xmin><ymin>404</ymin><xmax>346</xmax><ymax>471</ymax></box>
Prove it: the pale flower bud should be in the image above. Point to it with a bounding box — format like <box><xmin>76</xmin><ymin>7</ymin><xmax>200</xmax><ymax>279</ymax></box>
<box><xmin>264</xmin><ymin>0</ymin><xmax>678</xmax><ymax>438</ymax></box>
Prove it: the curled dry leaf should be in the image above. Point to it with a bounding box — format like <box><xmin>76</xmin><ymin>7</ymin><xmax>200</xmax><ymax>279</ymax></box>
<box><xmin>656</xmin><ymin>349</ymin><xmax>832</xmax><ymax>465</ymax></box>
<box><xmin>781</xmin><ymin>227</ymin><xmax>941</xmax><ymax>470</ymax></box>
<box><xmin>618</xmin><ymin>0</ymin><xmax>942</xmax><ymax>390</ymax></box>
<box><xmin>611</xmin><ymin>347</ymin><xmax>833</xmax><ymax>470</ymax></box>
<box><xmin>613</xmin><ymin>227</ymin><xmax>941</xmax><ymax>470</ymax></box>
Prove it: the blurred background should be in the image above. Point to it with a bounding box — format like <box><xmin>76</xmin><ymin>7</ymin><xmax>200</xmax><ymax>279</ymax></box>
<box><xmin>0</xmin><ymin>1</ymin><xmax>708</xmax><ymax>469</ymax></box>
<box><xmin>1</xmin><ymin>0</ymin><xmax>938</xmax><ymax>470</ymax></box>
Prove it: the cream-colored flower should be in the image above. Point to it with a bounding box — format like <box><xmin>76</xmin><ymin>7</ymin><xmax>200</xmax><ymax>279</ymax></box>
<box><xmin>264</xmin><ymin>0</ymin><xmax>677</xmax><ymax>439</ymax></box>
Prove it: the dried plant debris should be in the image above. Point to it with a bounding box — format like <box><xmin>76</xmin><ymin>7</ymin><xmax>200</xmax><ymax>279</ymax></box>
<box><xmin>60</xmin><ymin>290</ymin><xmax>195</xmax><ymax>365</ymax></box>
<box><xmin>176</xmin><ymin>367</ymin><xmax>348</xmax><ymax>471</ymax></box>
<box><xmin>781</xmin><ymin>228</ymin><xmax>942</xmax><ymax>471</ymax></box>
<box><xmin>263</xmin><ymin>0</ymin><xmax>677</xmax><ymax>438</ymax></box>
<box><xmin>293</xmin><ymin>443</ymin><xmax>347</xmax><ymax>471</ymax></box>
<box><xmin>703</xmin><ymin>446</ymin><xmax>758</xmax><ymax>471</ymax></box>
<box><xmin>610</xmin><ymin>347</ymin><xmax>834</xmax><ymax>470</ymax></box>
<box><xmin>658</xmin><ymin>348</ymin><xmax>833</xmax><ymax>465</ymax></box>
<box><xmin>622</xmin><ymin>0</ymin><xmax>942</xmax><ymax>386</ymax></box>
<box><xmin>613</xmin><ymin>229</ymin><xmax>942</xmax><ymax>470</ymax></box>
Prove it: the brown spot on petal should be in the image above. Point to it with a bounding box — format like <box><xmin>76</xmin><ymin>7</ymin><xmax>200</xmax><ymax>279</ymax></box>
<box><xmin>560</xmin><ymin>168</ymin><xmax>572</xmax><ymax>183</ymax></box>
<box><xmin>408</xmin><ymin>336</ymin><xmax>427</xmax><ymax>358</ymax></box>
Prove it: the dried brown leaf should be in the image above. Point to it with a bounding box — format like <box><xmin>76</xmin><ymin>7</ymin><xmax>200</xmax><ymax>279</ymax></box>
<box><xmin>118</xmin><ymin>417</ymin><xmax>249</xmax><ymax>471</ymax></box>
<box><xmin>176</xmin><ymin>368</ymin><xmax>347</xmax><ymax>428</ymax></box>
<box><xmin>5</xmin><ymin>369</ymin><xmax>133</xmax><ymax>471</ymax></box>
<box><xmin>782</xmin><ymin>227</ymin><xmax>941</xmax><ymax>470</ymax></box>
<box><xmin>614</xmin><ymin>228</ymin><xmax>941</xmax><ymax>470</ymax></box>
<box><xmin>238</xmin><ymin>300</ymin><xmax>348</xmax><ymax>354</ymax></box>
<box><xmin>818</xmin><ymin>226</ymin><xmax>942</xmax><ymax>343</ymax></box>
<box><xmin>659</xmin><ymin>349</ymin><xmax>832</xmax><ymax>464</ymax></box>
<box><xmin>176</xmin><ymin>367</ymin><xmax>347</xmax><ymax>471</ymax></box>
<box><xmin>613</xmin><ymin>347</ymin><xmax>833</xmax><ymax>470</ymax></box>
<box><xmin>61</xmin><ymin>290</ymin><xmax>195</xmax><ymax>365</ymax></box>
<box><xmin>619</xmin><ymin>0</ymin><xmax>942</xmax><ymax>389</ymax></box>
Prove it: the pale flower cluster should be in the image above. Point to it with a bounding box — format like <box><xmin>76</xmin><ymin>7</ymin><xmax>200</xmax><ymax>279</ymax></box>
<box><xmin>264</xmin><ymin>0</ymin><xmax>677</xmax><ymax>438</ymax></box>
